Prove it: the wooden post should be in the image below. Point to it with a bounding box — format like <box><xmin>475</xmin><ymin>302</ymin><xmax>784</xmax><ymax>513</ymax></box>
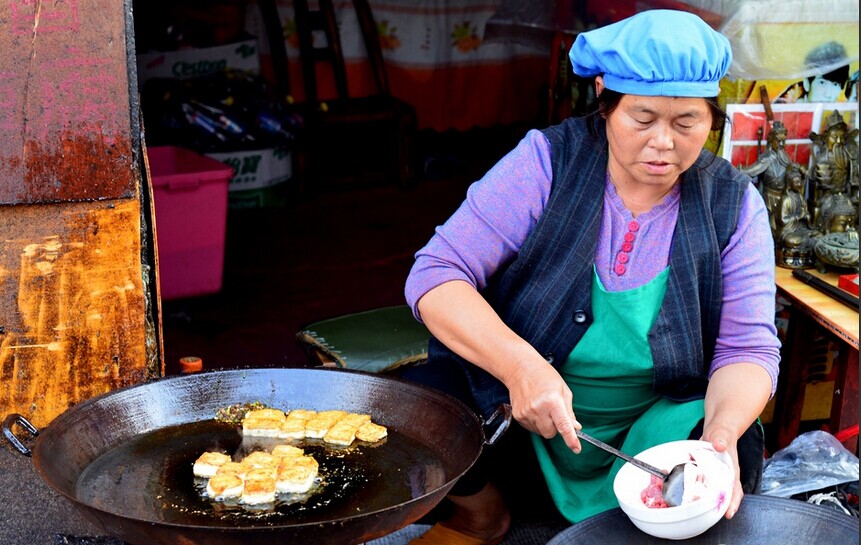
<box><xmin>0</xmin><ymin>0</ymin><xmax>162</xmax><ymax>427</ymax></box>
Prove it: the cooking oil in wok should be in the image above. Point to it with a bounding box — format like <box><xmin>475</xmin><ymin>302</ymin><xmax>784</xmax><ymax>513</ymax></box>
<box><xmin>75</xmin><ymin>420</ymin><xmax>448</xmax><ymax>527</ymax></box>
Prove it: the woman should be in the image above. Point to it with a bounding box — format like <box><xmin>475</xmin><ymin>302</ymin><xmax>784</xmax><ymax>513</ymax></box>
<box><xmin>402</xmin><ymin>10</ymin><xmax>780</xmax><ymax>545</ymax></box>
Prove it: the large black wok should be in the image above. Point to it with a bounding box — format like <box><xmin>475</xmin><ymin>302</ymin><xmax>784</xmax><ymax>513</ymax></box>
<box><xmin>547</xmin><ymin>494</ymin><xmax>859</xmax><ymax>544</ymax></box>
<box><xmin>3</xmin><ymin>367</ymin><xmax>509</xmax><ymax>545</ymax></box>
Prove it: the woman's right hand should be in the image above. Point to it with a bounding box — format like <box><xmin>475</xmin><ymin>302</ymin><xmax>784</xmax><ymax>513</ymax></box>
<box><xmin>415</xmin><ymin>281</ymin><xmax>583</xmax><ymax>453</ymax></box>
<box><xmin>502</xmin><ymin>356</ymin><xmax>582</xmax><ymax>453</ymax></box>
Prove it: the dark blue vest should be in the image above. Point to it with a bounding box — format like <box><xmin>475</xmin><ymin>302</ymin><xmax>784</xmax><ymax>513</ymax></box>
<box><xmin>429</xmin><ymin>116</ymin><xmax>750</xmax><ymax>418</ymax></box>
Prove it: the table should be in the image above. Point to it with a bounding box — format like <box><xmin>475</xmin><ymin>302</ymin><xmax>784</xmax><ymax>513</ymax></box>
<box><xmin>772</xmin><ymin>267</ymin><xmax>859</xmax><ymax>453</ymax></box>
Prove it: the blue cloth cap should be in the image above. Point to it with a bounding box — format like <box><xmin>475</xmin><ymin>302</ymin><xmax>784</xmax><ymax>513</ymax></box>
<box><xmin>569</xmin><ymin>9</ymin><xmax>731</xmax><ymax>97</ymax></box>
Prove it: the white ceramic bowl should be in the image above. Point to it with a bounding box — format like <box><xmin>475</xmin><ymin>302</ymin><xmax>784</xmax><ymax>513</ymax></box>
<box><xmin>612</xmin><ymin>440</ymin><xmax>734</xmax><ymax>540</ymax></box>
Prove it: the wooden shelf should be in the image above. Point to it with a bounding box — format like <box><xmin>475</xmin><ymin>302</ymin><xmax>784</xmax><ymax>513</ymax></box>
<box><xmin>774</xmin><ymin>267</ymin><xmax>858</xmax><ymax>349</ymax></box>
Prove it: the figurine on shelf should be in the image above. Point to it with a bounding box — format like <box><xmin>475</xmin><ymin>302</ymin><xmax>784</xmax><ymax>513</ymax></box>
<box><xmin>739</xmin><ymin>120</ymin><xmax>790</xmax><ymax>215</ymax></box>
<box><xmin>813</xmin><ymin>194</ymin><xmax>859</xmax><ymax>273</ymax></box>
<box><xmin>774</xmin><ymin>163</ymin><xmax>819</xmax><ymax>269</ymax></box>
<box><xmin>809</xmin><ymin>110</ymin><xmax>858</xmax><ymax>227</ymax></box>
<box><xmin>846</xmin><ymin>129</ymin><xmax>859</xmax><ymax>208</ymax></box>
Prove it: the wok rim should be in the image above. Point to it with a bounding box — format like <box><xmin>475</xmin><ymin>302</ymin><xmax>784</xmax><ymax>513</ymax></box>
<box><xmin>546</xmin><ymin>494</ymin><xmax>860</xmax><ymax>544</ymax></box>
<box><xmin>30</xmin><ymin>366</ymin><xmax>486</xmax><ymax>533</ymax></box>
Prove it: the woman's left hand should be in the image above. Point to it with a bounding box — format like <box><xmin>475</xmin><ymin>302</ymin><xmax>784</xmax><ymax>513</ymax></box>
<box><xmin>702</xmin><ymin>363</ymin><xmax>774</xmax><ymax>520</ymax></box>
<box><xmin>701</xmin><ymin>428</ymin><xmax>742</xmax><ymax>519</ymax></box>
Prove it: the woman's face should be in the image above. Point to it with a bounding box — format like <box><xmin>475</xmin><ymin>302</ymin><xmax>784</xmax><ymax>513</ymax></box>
<box><xmin>601</xmin><ymin>84</ymin><xmax>713</xmax><ymax>190</ymax></box>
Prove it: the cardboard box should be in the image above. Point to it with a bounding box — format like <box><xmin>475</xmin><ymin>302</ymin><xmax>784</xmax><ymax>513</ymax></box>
<box><xmin>147</xmin><ymin>146</ymin><xmax>234</xmax><ymax>299</ymax></box>
<box><xmin>137</xmin><ymin>39</ymin><xmax>260</xmax><ymax>86</ymax></box>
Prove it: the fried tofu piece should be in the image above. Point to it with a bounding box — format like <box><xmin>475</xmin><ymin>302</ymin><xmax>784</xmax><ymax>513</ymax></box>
<box><xmin>241</xmin><ymin>451</ymin><xmax>278</xmax><ymax>469</ymax></box>
<box><xmin>245</xmin><ymin>408</ymin><xmax>287</xmax><ymax>421</ymax></box>
<box><xmin>243</xmin><ymin>417</ymin><xmax>286</xmax><ymax>437</ymax></box>
<box><xmin>286</xmin><ymin>409</ymin><xmax>317</xmax><ymax>420</ymax></box>
<box><xmin>276</xmin><ymin>455</ymin><xmax>319</xmax><ymax>494</ymax></box>
<box><xmin>243</xmin><ymin>465</ymin><xmax>276</xmax><ymax>480</ymax></box>
<box><xmin>277</xmin><ymin>409</ymin><xmax>317</xmax><ymax>439</ymax></box>
<box><xmin>287</xmin><ymin>454</ymin><xmax>319</xmax><ymax>472</ymax></box>
<box><xmin>242</xmin><ymin>408</ymin><xmax>288</xmax><ymax>437</ymax></box>
<box><xmin>271</xmin><ymin>444</ymin><xmax>304</xmax><ymax>460</ymax></box>
<box><xmin>278</xmin><ymin>419</ymin><xmax>307</xmax><ymax>440</ymax></box>
<box><xmin>304</xmin><ymin>410</ymin><xmax>348</xmax><ymax>439</ymax></box>
<box><xmin>206</xmin><ymin>473</ymin><xmax>244</xmax><ymax>500</ymax></box>
<box><xmin>215</xmin><ymin>461</ymin><xmax>248</xmax><ymax>479</ymax></box>
<box><xmin>279</xmin><ymin>421</ymin><xmax>305</xmax><ymax>439</ymax></box>
<box><xmin>323</xmin><ymin>413</ymin><xmax>371</xmax><ymax>446</ymax></box>
<box><xmin>276</xmin><ymin>464</ymin><xmax>317</xmax><ymax>494</ymax></box>
<box><xmin>193</xmin><ymin>451</ymin><xmax>231</xmax><ymax>478</ymax></box>
<box><xmin>342</xmin><ymin>413</ymin><xmax>372</xmax><ymax>426</ymax></box>
<box><xmin>355</xmin><ymin>421</ymin><xmax>388</xmax><ymax>443</ymax></box>
<box><xmin>242</xmin><ymin>468</ymin><xmax>277</xmax><ymax>505</ymax></box>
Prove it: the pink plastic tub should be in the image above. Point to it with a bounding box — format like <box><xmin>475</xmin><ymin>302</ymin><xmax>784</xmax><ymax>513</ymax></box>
<box><xmin>147</xmin><ymin>146</ymin><xmax>234</xmax><ymax>300</ymax></box>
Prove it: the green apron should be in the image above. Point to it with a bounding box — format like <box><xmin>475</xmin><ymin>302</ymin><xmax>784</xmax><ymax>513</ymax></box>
<box><xmin>532</xmin><ymin>267</ymin><xmax>704</xmax><ymax>523</ymax></box>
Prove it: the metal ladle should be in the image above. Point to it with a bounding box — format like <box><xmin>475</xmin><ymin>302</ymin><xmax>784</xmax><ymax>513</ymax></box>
<box><xmin>575</xmin><ymin>429</ymin><xmax>686</xmax><ymax>507</ymax></box>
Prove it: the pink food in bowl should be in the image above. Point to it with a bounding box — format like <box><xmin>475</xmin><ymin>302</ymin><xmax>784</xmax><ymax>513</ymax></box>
<box><xmin>640</xmin><ymin>447</ymin><xmax>730</xmax><ymax>510</ymax></box>
<box><xmin>614</xmin><ymin>440</ymin><xmax>734</xmax><ymax>540</ymax></box>
<box><xmin>641</xmin><ymin>474</ymin><xmax>669</xmax><ymax>508</ymax></box>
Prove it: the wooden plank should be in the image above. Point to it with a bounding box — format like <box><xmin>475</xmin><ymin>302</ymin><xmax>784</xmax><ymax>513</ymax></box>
<box><xmin>0</xmin><ymin>200</ymin><xmax>158</xmax><ymax>427</ymax></box>
<box><xmin>0</xmin><ymin>0</ymin><xmax>160</xmax><ymax>427</ymax></box>
<box><xmin>0</xmin><ymin>0</ymin><xmax>135</xmax><ymax>203</ymax></box>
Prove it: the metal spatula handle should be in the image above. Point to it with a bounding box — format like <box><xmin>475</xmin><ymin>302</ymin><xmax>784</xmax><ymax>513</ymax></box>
<box><xmin>575</xmin><ymin>429</ymin><xmax>669</xmax><ymax>480</ymax></box>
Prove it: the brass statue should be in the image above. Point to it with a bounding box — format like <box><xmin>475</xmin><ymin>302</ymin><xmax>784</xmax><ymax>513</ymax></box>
<box><xmin>774</xmin><ymin>163</ymin><xmax>819</xmax><ymax>269</ymax></box>
<box><xmin>846</xmin><ymin>133</ymin><xmax>859</xmax><ymax>208</ymax></box>
<box><xmin>812</xmin><ymin>193</ymin><xmax>859</xmax><ymax>272</ymax></box>
<box><xmin>739</xmin><ymin>121</ymin><xmax>790</xmax><ymax>215</ymax></box>
<box><xmin>809</xmin><ymin>110</ymin><xmax>858</xmax><ymax>230</ymax></box>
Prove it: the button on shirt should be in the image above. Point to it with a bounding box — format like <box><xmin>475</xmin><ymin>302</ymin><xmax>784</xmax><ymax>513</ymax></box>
<box><xmin>614</xmin><ymin>220</ymin><xmax>638</xmax><ymax>276</ymax></box>
<box><xmin>600</xmin><ymin>181</ymin><xmax>680</xmax><ymax>287</ymax></box>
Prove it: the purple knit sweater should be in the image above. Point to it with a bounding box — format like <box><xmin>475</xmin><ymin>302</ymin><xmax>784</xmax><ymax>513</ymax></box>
<box><xmin>405</xmin><ymin>129</ymin><xmax>781</xmax><ymax>394</ymax></box>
